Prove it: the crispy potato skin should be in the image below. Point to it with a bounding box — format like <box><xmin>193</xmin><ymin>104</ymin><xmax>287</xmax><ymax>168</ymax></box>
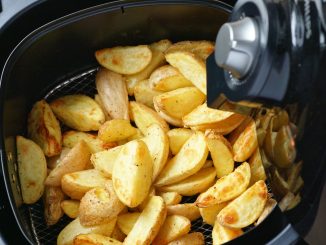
<box><xmin>44</xmin><ymin>186</ymin><xmax>65</xmax><ymax>226</ymax></box>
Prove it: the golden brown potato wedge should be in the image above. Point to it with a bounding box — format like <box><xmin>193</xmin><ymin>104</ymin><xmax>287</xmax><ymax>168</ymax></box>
<box><xmin>57</xmin><ymin>217</ymin><xmax>116</xmax><ymax>245</ymax></box>
<box><xmin>167</xmin><ymin>203</ymin><xmax>200</xmax><ymax>221</ymax></box>
<box><xmin>61</xmin><ymin>169</ymin><xmax>108</xmax><ymax>200</ymax></box>
<box><xmin>205</xmin><ymin>131</ymin><xmax>234</xmax><ymax>178</ymax></box>
<box><xmin>27</xmin><ymin>100</ymin><xmax>62</xmax><ymax>157</ymax></box>
<box><xmin>199</xmin><ymin>202</ymin><xmax>229</xmax><ymax>226</ymax></box>
<box><xmin>117</xmin><ymin>212</ymin><xmax>141</xmax><ymax>235</ymax></box>
<box><xmin>98</xmin><ymin>119</ymin><xmax>137</xmax><ymax>143</ymax></box>
<box><xmin>158</xmin><ymin>167</ymin><xmax>216</xmax><ymax>196</ymax></box>
<box><xmin>111</xmin><ymin>225</ymin><xmax>126</xmax><ymax>242</ymax></box>
<box><xmin>167</xmin><ymin>232</ymin><xmax>204</xmax><ymax>245</ymax></box>
<box><xmin>61</xmin><ymin>200</ymin><xmax>80</xmax><ymax>219</ymax></box>
<box><xmin>134</xmin><ymin>79</ymin><xmax>162</xmax><ymax>109</ymax></box>
<box><xmin>248</xmin><ymin>148</ymin><xmax>266</xmax><ymax>186</ymax></box>
<box><xmin>95</xmin><ymin>69</ymin><xmax>129</xmax><ymax>120</ymax></box>
<box><xmin>50</xmin><ymin>94</ymin><xmax>105</xmax><ymax>131</ymax></box>
<box><xmin>149</xmin><ymin>65</ymin><xmax>193</xmax><ymax>92</ymax></box>
<box><xmin>217</xmin><ymin>180</ymin><xmax>268</xmax><ymax>229</ymax></box>
<box><xmin>73</xmin><ymin>234</ymin><xmax>122</xmax><ymax>245</ymax></box>
<box><xmin>212</xmin><ymin>221</ymin><xmax>243</xmax><ymax>245</ymax></box>
<box><xmin>152</xmin><ymin>215</ymin><xmax>191</xmax><ymax>245</ymax></box>
<box><xmin>130</xmin><ymin>101</ymin><xmax>169</xmax><ymax>134</ymax></box>
<box><xmin>166</xmin><ymin>51</ymin><xmax>206</xmax><ymax>94</ymax></box>
<box><xmin>153</xmin><ymin>87</ymin><xmax>206</xmax><ymax>120</ymax></box>
<box><xmin>112</xmin><ymin>140</ymin><xmax>153</xmax><ymax>207</ymax></box>
<box><xmin>255</xmin><ymin>198</ymin><xmax>277</xmax><ymax>225</ymax></box>
<box><xmin>158</xmin><ymin>192</ymin><xmax>182</xmax><ymax>206</ymax></box>
<box><xmin>196</xmin><ymin>162</ymin><xmax>251</xmax><ymax>207</ymax></box>
<box><xmin>95</xmin><ymin>94</ymin><xmax>111</xmax><ymax>121</ymax></box>
<box><xmin>45</xmin><ymin>141</ymin><xmax>91</xmax><ymax>187</ymax></box>
<box><xmin>47</xmin><ymin>147</ymin><xmax>71</xmax><ymax>170</ymax></box>
<box><xmin>44</xmin><ymin>186</ymin><xmax>64</xmax><ymax>226</ymax></box>
<box><xmin>155</xmin><ymin>131</ymin><xmax>208</xmax><ymax>187</ymax></box>
<box><xmin>79</xmin><ymin>181</ymin><xmax>125</xmax><ymax>226</ymax></box>
<box><xmin>95</xmin><ymin>45</ymin><xmax>152</xmax><ymax>75</ymax></box>
<box><xmin>167</xmin><ymin>128</ymin><xmax>193</xmax><ymax>155</ymax></box>
<box><xmin>124</xmin><ymin>196</ymin><xmax>167</xmax><ymax>245</ymax></box>
<box><xmin>17</xmin><ymin>136</ymin><xmax>47</xmax><ymax>204</ymax></box>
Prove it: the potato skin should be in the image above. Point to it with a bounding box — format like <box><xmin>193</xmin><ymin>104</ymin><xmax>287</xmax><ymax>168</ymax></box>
<box><xmin>44</xmin><ymin>186</ymin><xmax>65</xmax><ymax>226</ymax></box>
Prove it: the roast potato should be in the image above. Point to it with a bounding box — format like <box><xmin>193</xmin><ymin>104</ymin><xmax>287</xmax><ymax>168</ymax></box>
<box><xmin>44</xmin><ymin>186</ymin><xmax>64</xmax><ymax>226</ymax></box>
<box><xmin>98</xmin><ymin>119</ymin><xmax>137</xmax><ymax>143</ymax></box>
<box><xmin>199</xmin><ymin>202</ymin><xmax>229</xmax><ymax>226</ymax></box>
<box><xmin>212</xmin><ymin>221</ymin><xmax>243</xmax><ymax>245</ymax></box>
<box><xmin>167</xmin><ymin>203</ymin><xmax>201</xmax><ymax>221</ymax></box>
<box><xmin>134</xmin><ymin>79</ymin><xmax>162</xmax><ymax>109</ymax></box>
<box><xmin>167</xmin><ymin>128</ymin><xmax>194</xmax><ymax>155</ymax></box>
<box><xmin>73</xmin><ymin>234</ymin><xmax>122</xmax><ymax>245</ymax></box>
<box><xmin>248</xmin><ymin>148</ymin><xmax>266</xmax><ymax>186</ymax></box>
<box><xmin>117</xmin><ymin>212</ymin><xmax>141</xmax><ymax>235</ymax></box>
<box><xmin>61</xmin><ymin>200</ymin><xmax>80</xmax><ymax>219</ymax></box>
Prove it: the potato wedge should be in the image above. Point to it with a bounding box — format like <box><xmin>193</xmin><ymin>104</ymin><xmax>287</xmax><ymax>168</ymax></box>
<box><xmin>287</xmin><ymin>161</ymin><xmax>303</xmax><ymax>191</ymax></box>
<box><xmin>199</xmin><ymin>202</ymin><xmax>229</xmax><ymax>226</ymax></box>
<box><xmin>117</xmin><ymin>212</ymin><xmax>141</xmax><ymax>235</ymax></box>
<box><xmin>263</xmin><ymin>118</ymin><xmax>277</xmax><ymax>161</ymax></box>
<box><xmin>95</xmin><ymin>45</ymin><xmax>152</xmax><ymax>75</ymax></box>
<box><xmin>278</xmin><ymin>192</ymin><xmax>295</xmax><ymax>211</ymax></box>
<box><xmin>79</xmin><ymin>181</ymin><xmax>125</xmax><ymax>226</ymax></box>
<box><xmin>44</xmin><ymin>186</ymin><xmax>64</xmax><ymax>226</ymax></box>
<box><xmin>96</xmin><ymin>69</ymin><xmax>129</xmax><ymax>120</ymax></box>
<box><xmin>47</xmin><ymin>147</ymin><xmax>71</xmax><ymax>169</ymax></box>
<box><xmin>130</xmin><ymin>101</ymin><xmax>169</xmax><ymax>134</ymax></box>
<box><xmin>158</xmin><ymin>167</ymin><xmax>216</xmax><ymax>196</ymax></box>
<box><xmin>149</xmin><ymin>65</ymin><xmax>193</xmax><ymax>92</ymax></box>
<box><xmin>95</xmin><ymin>94</ymin><xmax>111</xmax><ymax>121</ymax></box>
<box><xmin>217</xmin><ymin>180</ymin><xmax>268</xmax><ymax>228</ymax></box>
<box><xmin>167</xmin><ymin>232</ymin><xmax>204</xmax><ymax>245</ymax></box>
<box><xmin>271</xmin><ymin>168</ymin><xmax>290</xmax><ymax>199</ymax></box>
<box><xmin>61</xmin><ymin>169</ymin><xmax>108</xmax><ymax>200</ymax></box>
<box><xmin>166</xmin><ymin>51</ymin><xmax>206</xmax><ymax>94</ymax></box>
<box><xmin>212</xmin><ymin>221</ymin><xmax>243</xmax><ymax>245</ymax></box>
<box><xmin>57</xmin><ymin>217</ymin><xmax>116</xmax><ymax>245</ymax></box>
<box><xmin>152</xmin><ymin>215</ymin><xmax>191</xmax><ymax>245</ymax></box>
<box><xmin>287</xmin><ymin>194</ymin><xmax>301</xmax><ymax>210</ymax></box>
<box><xmin>196</xmin><ymin>162</ymin><xmax>250</xmax><ymax>207</ymax></box>
<box><xmin>293</xmin><ymin>176</ymin><xmax>304</xmax><ymax>194</ymax></box>
<box><xmin>63</xmin><ymin>131</ymin><xmax>116</xmax><ymax>153</ymax></box>
<box><xmin>112</xmin><ymin>140</ymin><xmax>153</xmax><ymax>207</ymax></box>
<box><xmin>27</xmin><ymin>100</ymin><xmax>62</xmax><ymax>157</ymax></box>
<box><xmin>125</xmin><ymin>39</ymin><xmax>172</xmax><ymax>95</ymax></box>
<box><xmin>167</xmin><ymin>203</ymin><xmax>200</xmax><ymax>221</ymax></box>
<box><xmin>117</xmin><ymin>128</ymin><xmax>144</xmax><ymax>145</ymax></box>
<box><xmin>255</xmin><ymin>198</ymin><xmax>277</xmax><ymax>225</ymax></box>
<box><xmin>111</xmin><ymin>225</ymin><xmax>126</xmax><ymax>242</ymax></box>
<box><xmin>167</xmin><ymin>128</ymin><xmax>194</xmax><ymax>155</ymax></box>
<box><xmin>273</xmin><ymin>110</ymin><xmax>289</xmax><ymax>131</ymax></box>
<box><xmin>183</xmin><ymin>103</ymin><xmax>245</xmax><ymax>132</ymax></box>
<box><xmin>256</xmin><ymin>128</ymin><xmax>267</xmax><ymax>147</ymax></box>
<box><xmin>155</xmin><ymin>107</ymin><xmax>184</xmax><ymax>127</ymax></box>
<box><xmin>142</xmin><ymin>124</ymin><xmax>169</xmax><ymax>180</ymax></box>
<box><xmin>158</xmin><ymin>192</ymin><xmax>182</xmax><ymax>206</ymax></box>
<box><xmin>153</xmin><ymin>87</ymin><xmax>206</xmax><ymax>120</ymax></box>
<box><xmin>124</xmin><ymin>196</ymin><xmax>167</xmax><ymax>245</ymax></box>
<box><xmin>137</xmin><ymin>187</ymin><xmax>156</xmax><ymax>211</ymax></box>
<box><xmin>202</xmin><ymin>160</ymin><xmax>214</xmax><ymax>169</ymax></box>
<box><xmin>17</xmin><ymin>136</ymin><xmax>47</xmax><ymax>204</ymax></box>
<box><xmin>45</xmin><ymin>141</ymin><xmax>91</xmax><ymax>186</ymax></box>
<box><xmin>134</xmin><ymin>79</ymin><xmax>162</xmax><ymax>109</ymax></box>
<box><xmin>98</xmin><ymin>119</ymin><xmax>137</xmax><ymax>143</ymax></box>
<box><xmin>73</xmin><ymin>234</ymin><xmax>122</xmax><ymax>245</ymax></box>
<box><xmin>155</xmin><ymin>131</ymin><xmax>208</xmax><ymax>187</ymax></box>
<box><xmin>205</xmin><ymin>131</ymin><xmax>234</xmax><ymax>178</ymax></box>
<box><xmin>248</xmin><ymin>148</ymin><xmax>266</xmax><ymax>186</ymax></box>
<box><xmin>50</xmin><ymin>94</ymin><xmax>105</xmax><ymax>131</ymax></box>
<box><xmin>61</xmin><ymin>200</ymin><xmax>80</xmax><ymax>219</ymax></box>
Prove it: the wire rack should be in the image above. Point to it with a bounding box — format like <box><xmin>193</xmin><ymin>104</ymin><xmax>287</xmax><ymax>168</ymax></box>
<box><xmin>27</xmin><ymin>67</ymin><xmax>214</xmax><ymax>244</ymax></box>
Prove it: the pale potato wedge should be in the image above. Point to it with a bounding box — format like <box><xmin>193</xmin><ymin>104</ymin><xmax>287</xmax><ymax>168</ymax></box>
<box><xmin>167</xmin><ymin>128</ymin><xmax>194</xmax><ymax>155</ymax></box>
<box><xmin>167</xmin><ymin>203</ymin><xmax>200</xmax><ymax>221</ymax></box>
<box><xmin>166</xmin><ymin>51</ymin><xmax>206</xmax><ymax>94</ymax></box>
<box><xmin>263</xmin><ymin>118</ymin><xmax>277</xmax><ymax>161</ymax></box>
<box><xmin>153</xmin><ymin>87</ymin><xmax>206</xmax><ymax>120</ymax></box>
<box><xmin>199</xmin><ymin>202</ymin><xmax>229</xmax><ymax>226</ymax></box>
<box><xmin>47</xmin><ymin>147</ymin><xmax>71</xmax><ymax>169</ymax></box>
<box><xmin>155</xmin><ymin>131</ymin><xmax>208</xmax><ymax>187</ymax></box>
<box><xmin>124</xmin><ymin>196</ymin><xmax>167</xmax><ymax>245</ymax></box>
<box><xmin>61</xmin><ymin>200</ymin><xmax>80</xmax><ymax>219</ymax></box>
<box><xmin>45</xmin><ymin>141</ymin><xmax>91</xmax><ymax>186</ymax></box>
<box><xmin>205</xmin><ymin>131</ymin><xmax>234</xmax><ymax>178</ymax></box>
<box><xmin>17</xmin><ymin>136</ymin><xmax>47</xmax><ymax>204</ymax></box>
<box><xmin>142</xmin><ymin>124</ymin><xmax>169</xmax><ymax>180</ymax></box>
<box><xmin>130</xmin><ymin>101</ymin><xmax>169</xmax><ymax>134</ymax></box>
<box><xmin>183</xmin><ymin>103</ymin><xmax>245</xmax><ymax>132</ymax></box>
<box><xmin>95</xmin><ymin>69</ymin><xmax>129</xmax><ymax>120</ymax></box>
<box><xmin>287</xmin><ymin>194</ymin><xmax>301</xmax><ymax>210</ymax></box>
<box><xmin>95</xmin><ymin>94</ymin><xmax>111</xmax><ymax>121</ymax></box>
<box><xmin>91</xmin><ymin>146</ymin><xmax>123</xmax><ymax>178</ymax></box>
<box><xmin>155</xmin><ymin>107</ymin><xmax>184</xmax><ymax>127</ymax></box>
<box><xmin>50</xmin><ymin>94</ymin><xmax>105</xmax><ymax>131</ymax></box>
<box><xmin>212</xmin><ymin>221</ymin><xmax>243</xmax><ymax>245</ymax></box>
<box><xmin>61</xmin><ymin>169</ymin><xmax>108</xmax><ymax>200</ymax></box>
<box><xmin>98</xmin><ymin>119</ymin><xmax>137</xmax><ymax>143</ymax></box>
<box><xmin>149</xmin><ymin>65</ymin><xmax>193</xmax><ymax>92</ymax></box>
<box><xmin>27</xmin><ymin>100</ymin><xmax>62</xmax><ymax>157</ymax></box>
<box><xmin>134</xmin><ymin>79</ymin><xmax>162</xmax><ymax>109</ymax></box>
<box><xmin>79</xmin><ymin>181</ymin><xmax>125</xmax><ymax>226</ymax></box>
<box><xmin>255</xmin><ymin>198</ymin><xmax>277</xmax><ymax>225</ymax></box>
<box><xmin>165</xmin><ymin>40</ymin><xmax>214</xmax><ymax>60</ymax></box>
<box><xmin>63</xmin><ymin>131</ymin><xmax>117</xmax><ymax>154</ymax></box>
<box><xmin>271</xmin><ymin>168</ymin><xmax>290</xmax><ymax>199</ymax></box>
<box><xmin>95</xmin><ymin>45</ymin><xmax>152</xmax><ymax>75</ymax></box>
<box><xmin>111</xmin><ymin>225</ymin><xmax>126</xmax><ymax>242</ymax></box>
<box><xmin>287</xmin><ymin>161</ymin><xmax>303</xmax><ymax>192</ymax></box>
<box><xmin>73</xmin><ymin>234</ymin><xmax>122</xmax><ymax>245</ymax></box>
<box><xmin>112</xmin><ymin>140</ymin><xmax>153</xmax><ymax>207</ymax></box>
<box><xmin>196</xmin><ymin>162</ymin><xmax>251</xmax><ymax>207</ymax></box>
<box><xmin>137</xmin><ymin>187</ymin><xmax>156</xmax><ymax>211</ymax></box>
<box><xmin>248</xmin><ymin>148</ymin><xmax>266</xmax><ymax>186</ymax></box>
<box><xmin>278</xmin><ymin>192</ymin><xmax>295</xmax><ymax>211</ymax></box>
<box><xmin>117</xmin><ymin>212</ymin><xmax>141</xmax><ymax>235</ymax></box>
<box><xmin>158</xmin><ymin>167</ymin><xmax>216</xmax><ymax>196</ymax></box>
<box><xmin>167</xmin><ymin>232</ymin><xmax>204</xmax><ymax>245</ymax></box>
<box><xmin>158</xmin><ymin>192</ymin><xmax>182</xmax><ymax>206</ymax></box>
<box><xmin>217</xmin><ymin>180</ymin><xmax>268</xmax><ymax>228</ymax></box>
<box><xmin>44</xmin><ymin>186</ymin><xmax>64</xmax><ymax>226</ymax></box>
<box><xmin>117</xmin><ymin>128</ymin><xmax>144</xmax><ymax>145</ymax></box>
<box><xmin>125</xmin><ymin>39</ymin><xmax>172</xmax><ymax>96</ymax></box>
<box><xmin>152</xmin><ymin>215</ymin><xmax>191</xmax><ymax>245</ymax></box>
<box><xmin>57</xmin><ymin>217</ymin><xmax>116</xmax><ymax>245</ymax></box>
